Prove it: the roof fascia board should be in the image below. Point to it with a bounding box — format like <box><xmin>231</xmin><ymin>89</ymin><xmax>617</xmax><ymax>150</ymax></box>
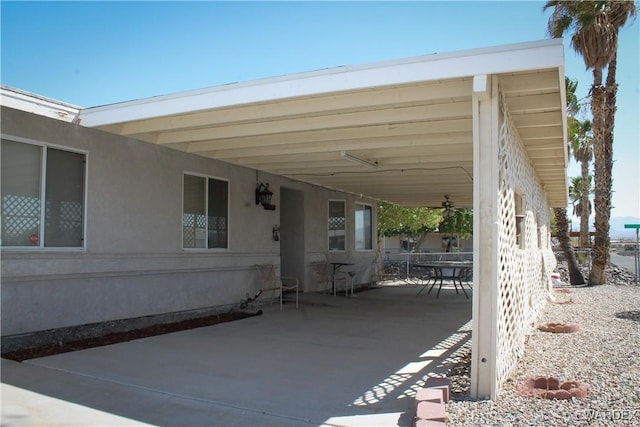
<box><xmin>557</xmin><ymin>60</ymin><xmax>569</xmax><ymax>206</ymax></box>
<box><xmin>1</xmin><ymin>86</ymin><xmax>80</xmax><ymax>122</ymax></box>
<box><xmin>78</xmin><ymin>39</ymin><xmax>564</xmax><ymax>127</ymax></box>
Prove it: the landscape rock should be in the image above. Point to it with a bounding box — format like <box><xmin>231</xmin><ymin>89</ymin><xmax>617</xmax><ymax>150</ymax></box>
<box><xmin>446</xmin><ymin>263</ymin><xmax>639</xmax><ymax>426</ymax></box>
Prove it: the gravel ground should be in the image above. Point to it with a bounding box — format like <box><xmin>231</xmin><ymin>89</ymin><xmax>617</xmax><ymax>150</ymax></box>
<box><xmin>447</xmin><ymin>264</ymin><xmax>640</xmax><ymax>426</ymax></box>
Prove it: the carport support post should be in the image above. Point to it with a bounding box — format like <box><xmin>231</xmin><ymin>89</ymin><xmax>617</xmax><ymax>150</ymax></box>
<box><xmin>470</xmin><ymin>74</ymin><xmax>499</xmax><ymax>399</ymax></box>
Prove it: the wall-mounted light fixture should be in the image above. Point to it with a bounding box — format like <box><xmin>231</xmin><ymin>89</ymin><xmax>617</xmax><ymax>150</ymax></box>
<box><xmin>256</xmin><ymin>182</ymin><xmax>276</xmax><ymax>210</ymax></box>
<box><xmin>341</xmin><ymin>151</ymin><xmax>379</xmax><ymax>169</ymax></box>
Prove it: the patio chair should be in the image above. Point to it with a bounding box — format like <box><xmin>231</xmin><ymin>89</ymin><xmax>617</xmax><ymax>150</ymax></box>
<box><xmin>456</xmin><ymin>266</ymin><xmax>473</xmax><ymax>290</ymax></box>
<box><xmin>336</xmin><ymin>270</ymin><xmax>355</xmax><ymax>296</ymax></box>
<box><xmin>311</xmin><ymin>261</ymin><xmax>332</xmax><ymax>293</ymax></box>
<box><xmin>408</xmin><ymin>263</ymin><xmax>434</xmax><ymax>287</ymax></box>
<box><xmin>382</xmin><ymin>260</ymin><xmax>403</xmax><ymax>281</ymax></box>
<box><xmin>415</xmin><ymin>266</ymin><xmax>438</xmax><ymax>295</ymax></box>
<box><xmin>310</xmin><ymin>261</ymin><xmax>351</xmax><ymax>296</ymax></box>
<box><xmin>255</xmin><ymin>264</ymin><xmax>299</xmax><ymax>310</ymax></box>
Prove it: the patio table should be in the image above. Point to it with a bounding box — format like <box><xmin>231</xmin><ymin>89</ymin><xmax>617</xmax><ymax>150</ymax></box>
<box><xmin>413</xmin><ymin>261</ymin><xmax>472</xmax><ymax>299</ymax></box>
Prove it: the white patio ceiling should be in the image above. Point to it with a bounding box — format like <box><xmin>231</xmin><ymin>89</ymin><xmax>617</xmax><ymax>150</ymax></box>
<box><xmin>78</xmin><ymin>39</ymin><xmax>568</xmax><ymax>208</ymax></box>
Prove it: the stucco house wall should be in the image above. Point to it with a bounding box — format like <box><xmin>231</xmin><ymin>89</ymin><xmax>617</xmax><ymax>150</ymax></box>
<box><xmin>1</xmin><ymin>106</ymin><xmax>377</xmax><ymax>336</ymax></box>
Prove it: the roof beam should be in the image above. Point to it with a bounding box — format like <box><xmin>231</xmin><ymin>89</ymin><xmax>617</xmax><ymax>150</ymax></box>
<box><xmin>506</xmin><ymin>93</ymin><xmax>561</xmax><ymax>114</ymax></box>
<box><xmin>155</xmin><ymin>102</ymin><xmax>472</xmax><ymax>144</ymax></box>
<box><xmin>264</xmin><ymin>163</ymin><xmax>473</xmax><ymax>176</ymax></box>
<box><xmin>197</xmin><ymin>132</ymin><xmax>472</xmax><ymax>159</ymax></box>
<box><xmin>499</xmin><ymin>71</ymin><xmax>560</xmax><ymax>95</ymax></box>
<box><xmin>300</xmin><ymin>175</ymin><xmax>474</xmax><ymax>186</ymax></box>
<box><xmin>185</xmin><ymin>119</ymin><xmax>473</xmax><ymax>152</ymax></box>
<box><xmin>218</xmin><ymin>136</ymin><xmax>471</xmax><ymax>164</ymax></box>
<box><xmin>517</xmin><ymin>126</ymin><xmax>563</xmax><ymax>140</ymax></box>
<box><xmin>511</xmin><ymin>111</ymin><xmax>562</xmax><ymax>128</ymax></box>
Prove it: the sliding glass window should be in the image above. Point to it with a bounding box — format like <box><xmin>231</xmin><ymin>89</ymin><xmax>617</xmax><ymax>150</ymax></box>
<box><xmin>1</xmin><ymin>139</ymin><xmax>85</xmax><ymax>248</ymax></box>
<box><xmin>183</xmin><ymin>174</ymin><xmax>228</xmax><ymax>249</ymax></box>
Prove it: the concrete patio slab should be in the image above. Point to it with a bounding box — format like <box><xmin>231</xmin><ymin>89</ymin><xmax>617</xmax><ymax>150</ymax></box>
<box><xmin>1</xmin><ymin>285</ymin><xmax>472</xmax><ymax>426</ymax></box>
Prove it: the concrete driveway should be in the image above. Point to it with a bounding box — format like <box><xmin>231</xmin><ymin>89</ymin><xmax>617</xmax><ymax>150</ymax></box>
<box><xmin>1</xmin><ymin>285</ymin><xmax>472</xmax><ymax>427</ymax></box>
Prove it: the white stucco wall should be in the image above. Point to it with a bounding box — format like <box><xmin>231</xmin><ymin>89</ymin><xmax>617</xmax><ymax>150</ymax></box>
<box><xmin>1</xmin><ymin>106</ymin><xmax>377</xmax><ymax>336</ymax></box>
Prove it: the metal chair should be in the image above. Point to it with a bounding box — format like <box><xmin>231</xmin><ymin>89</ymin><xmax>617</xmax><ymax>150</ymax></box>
<box><xmin>311</xmin><ymin>261</ymin><xmax>332</xmax><ymax>293</ymax></box>
<box><xmin>334</xmin><ymin>270</ymin><xmax>354</xmax><ymax>296</ymax></box>
<box><xmin>415</xmin><ymin>266</ymin><xmax>438</xmax><ymax>295</ymax></box>
<box><xmin>310</xmin><ymin>261</ymin><xmax>351</xmax><ymax>296</ymax></box>
<box><xmin>456</xmin><ymin>266</ymin><xmax>473</xmax><ymax>290</ymax></box>
<box><xmin>255</xmin><ymin>264</ymin><xmax>299</xmax><ymax>310</ymax></box>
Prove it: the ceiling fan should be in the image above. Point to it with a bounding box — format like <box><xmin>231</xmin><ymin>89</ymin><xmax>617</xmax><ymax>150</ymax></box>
<box><xmin>441</xmin><ymin>194</ymin><xmax>455</xmax><ymax>216</ymax></box>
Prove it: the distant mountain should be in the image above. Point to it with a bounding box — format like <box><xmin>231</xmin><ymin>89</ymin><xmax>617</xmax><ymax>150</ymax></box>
<box><xmin>611</xmin><ymin>217</ymin><xmax>640</xmax><ymax>240</ymax></box>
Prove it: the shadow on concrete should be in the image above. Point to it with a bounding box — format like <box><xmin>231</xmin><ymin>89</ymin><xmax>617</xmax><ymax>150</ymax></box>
<box><xmin>1</xmin><ymin>285</ymin><xmax>472</xmax><ymax>427</ymax></box>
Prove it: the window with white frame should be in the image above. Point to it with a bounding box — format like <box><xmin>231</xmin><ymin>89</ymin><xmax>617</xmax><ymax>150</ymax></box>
<box><xmin>400</xmin><ymin>237</ymin><xmax>417</xmax><ymax>253</ymax></box>
<box><xmin>182</xmin><ymin>174</ymin><xmax>228</xmax><ymax>249</ymax></box>
<box><xmin>1</xmin><ymin>138</ymin><xmax>85</xmax><ymax>248</ymax></box>
<box><xmin>355</xmin><ymin>203</ymin><xmax>372</xmax><ymax>250</ymax></box>
<box><xmin>328</xmin><ymin>200</ymin><xmax>345</xmax><ymax>251</ymax></box>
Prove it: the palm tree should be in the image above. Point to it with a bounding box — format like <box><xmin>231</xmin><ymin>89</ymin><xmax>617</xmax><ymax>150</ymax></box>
<box><xmin>569</xmin><ymin>175</ymin><xmax>593</xmax><ymax>218</ymax></box>
<box><xmin>545</xmin><ymin>0</ymin><xmax>637</xmax><ymax>285</ymax></box>
<box><xmin>546</xmin><ymin>77</ymin><xmax>586</xmax><ymax>286</ymax></box>
<box><xmin>569</xmin><ymin>175</ymin><xmax>593</xmax><ymax>240</ymax></box>
<box><xmin>551</xmin><ymin>77</ymin><xmax>586</xmax><ymax>286</ymax></box>
<box><xmin>565</xmin><ymin>77</ymin><xmax>581</xmax><ymax>117</ymax></box>
<box><xmin>569</xmin><ymin>119</ymin><xmax>594</xmax><ymax>248</ymax></box>
<box><xmin>565</xmin><ymin>77</ymin><xmax>592</xmax><ymax>248</ymax></box>
<box><xmin>554</xmin><ymin>207</ymin><xmax>586</xmax><ymax>286</ymax></box>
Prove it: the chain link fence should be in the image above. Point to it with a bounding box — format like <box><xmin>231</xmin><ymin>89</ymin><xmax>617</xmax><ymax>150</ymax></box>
<box><xmin>381</xmin><ymin>251</ymin><xmax>473</xmax><ymax>282</ymax></box>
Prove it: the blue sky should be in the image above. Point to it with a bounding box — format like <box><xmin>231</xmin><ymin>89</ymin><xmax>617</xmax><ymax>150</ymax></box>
<box><xmin>1</xmin><ymin>1</ymin><xmax>638</xmax><ymax>219</ymax></box>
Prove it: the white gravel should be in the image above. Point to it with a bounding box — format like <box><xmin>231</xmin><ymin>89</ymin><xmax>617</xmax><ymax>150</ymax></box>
<box><xmin>447</xmin><ymin>271</ymin><xmax>640</xmax><ymax>426</ymax></box>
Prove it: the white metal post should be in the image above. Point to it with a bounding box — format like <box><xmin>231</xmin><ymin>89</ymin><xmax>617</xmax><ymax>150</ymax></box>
<box><xmin>470</xmin><ymin>74</ymin><xmax>500</xmax><ymax>399</ymax></box>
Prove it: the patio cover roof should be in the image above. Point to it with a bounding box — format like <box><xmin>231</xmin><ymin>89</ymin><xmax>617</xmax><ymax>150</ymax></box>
<box><xmin>78</xmin><ymin>39</ymin><xmax>568</xmax><ymax>208</ymax></box>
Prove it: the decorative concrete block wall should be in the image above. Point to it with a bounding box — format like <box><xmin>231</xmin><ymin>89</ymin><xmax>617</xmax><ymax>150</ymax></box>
<box><xmin>494</xmin><ymin>87</ymin><xmax>556</xmax><ymax>390</ymax></box>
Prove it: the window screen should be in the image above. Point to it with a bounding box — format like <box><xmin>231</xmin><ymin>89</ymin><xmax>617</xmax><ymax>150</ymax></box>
<box><xmin>208</xmin><ymin>178</ymin><xmax>228</xmax><ymax>249</ymax></box>
<box><xmin>45</xmin><ymin>148</ymin><xmax>85</xmax><ymax>247</ymax></box>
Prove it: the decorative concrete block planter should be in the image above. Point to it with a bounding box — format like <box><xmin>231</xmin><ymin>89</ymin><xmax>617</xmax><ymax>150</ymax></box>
<box><xmin>516</xmin><ymin>376</ymin><xmax>588</xmax><ymax>400</ymax></box>
<box><xmin>538</xmin><ymin>322</ymin><xmax>580</xmax><ymax>333</ymax></box>
<box><xmin>412</xmin><ymin>378</ymin><xmax>450</xmax><ymax>427</ymax></box>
